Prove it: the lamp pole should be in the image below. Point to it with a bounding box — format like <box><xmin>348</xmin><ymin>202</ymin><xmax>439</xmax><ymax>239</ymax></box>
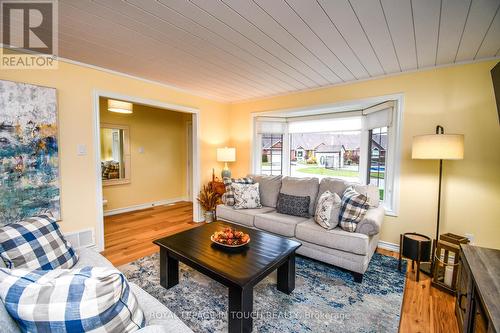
<box><xmin>435</xmin><ymin>125</ymin><xmax>444</xmax><ymax>242</ymax></box>
<box><xmin>421</xmin><ymin>125</ymin><xmax>445</xmax><ymax>276</ymax></box>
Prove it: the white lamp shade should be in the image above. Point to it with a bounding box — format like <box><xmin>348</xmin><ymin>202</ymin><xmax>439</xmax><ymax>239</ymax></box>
<box><xmin>412</xmin><ymin>134</ymin><xmax>464</xmax><ymax>160</ymax></box>
<box><xmin>108</xmin><ymin>99</ymin><xmax>133</xmax><ymax>114</ymax></box>
<box><xmin>217</xmin><ymin>147</ymin><xmax>236</xmax><ymax>162</ymax></box>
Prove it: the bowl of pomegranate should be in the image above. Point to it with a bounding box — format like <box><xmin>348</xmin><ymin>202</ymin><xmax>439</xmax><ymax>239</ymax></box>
<box><xmin>210</xmin><ymin>227</ymin><xmax>250</xmax><ymax>248</ymax></box>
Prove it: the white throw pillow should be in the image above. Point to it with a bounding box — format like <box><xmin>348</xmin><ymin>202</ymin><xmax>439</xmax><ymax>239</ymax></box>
<box><xmin>232</xmin><ymin>183</ymin><xmax>262</xmax><ymax>209</ymax></box>
<box><xmin>314</xmin><ymin>190</ymin><xmax>342</xmax><ymax>229</ymax></box>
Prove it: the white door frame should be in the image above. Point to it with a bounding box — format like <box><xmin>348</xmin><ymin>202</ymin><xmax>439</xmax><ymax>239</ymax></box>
<box><xmin>92</xmin><ymin>90</ymin><xmax>202</xmax><ymax>252</ymax></box>
<box><xmin>186</xmin><ymin>120</ymin><xmax>193</xmax><ymax>201</ymax></box>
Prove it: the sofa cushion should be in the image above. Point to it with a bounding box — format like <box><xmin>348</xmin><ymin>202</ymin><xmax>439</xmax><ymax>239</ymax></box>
<box><xmin>295</xmin><ymin>219</ymin><xmax>371</xmax><ymax>256</ymax></box>
<box><xmin>74</xmin><ymin>247</ymin><xmax>115</xmax><ymax>269</ymax></box>
<box><xmin>0</xmin><ymin>215</ymin><xmax>78</xmax><ymax>270</ymax></box>
<box><xmin>276</xmin><ymin>193</ymin><xmax>310</xmax><ymax>218</ymax></box>
<box><xmin>248</xmin><ymin>175</ymin><xmax>282</xmax><ymax>208</ymax></box>
<box><xmin>316</xmin><ymin>178</ymin><xmax>380</xmax><ymax>209</ymax></box>
<box><xmin>216</xmin><ymin>205</ymin><xmax>275</xmax><ymax>227</ymax></box>
<box><xmin>280</xmin><ymin>177</ymin><xmax>319</xmax><ymax>216</ymax></box>
<box><xmin>0</xmin><ymin>267</ymin><xmax>145</xmax><ymax>333</ymax></box>
<box><xmin>317</xmin><ymin>178</ymin><xmax>349</xmax><ymax>199</ymax></box>
<box><xmin>349</xmin><ymin>183</ymin><xmax>380</xmax><ymax>208</ymax></box>
<box><xmin>254</xmin><ymin>212</ymin><xmax>308</xmax><ymax>237</ymax></box>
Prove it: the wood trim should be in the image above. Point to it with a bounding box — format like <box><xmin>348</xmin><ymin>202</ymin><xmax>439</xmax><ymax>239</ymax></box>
<box><xmin>92</xmin><ymin>89</ymin><xmax>202</xmax><ymax>252</ymax></box>
<box><xmin>103</xmin><ymin>197</ymin><xmax>189</xmax><ymax>216</ymax></box>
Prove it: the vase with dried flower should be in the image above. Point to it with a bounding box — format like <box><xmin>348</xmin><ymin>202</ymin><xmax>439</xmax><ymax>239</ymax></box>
<box><xmin>197</xmin><ymin>185</ymin><xmax>220</xmax><ymax>223</ymax></box>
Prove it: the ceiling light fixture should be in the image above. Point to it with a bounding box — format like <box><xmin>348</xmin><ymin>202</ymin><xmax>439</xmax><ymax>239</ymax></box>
<box><xmin>107</xmin><ymin>99</ymin><xmax>133</xmax><ymax>114</ymax></box>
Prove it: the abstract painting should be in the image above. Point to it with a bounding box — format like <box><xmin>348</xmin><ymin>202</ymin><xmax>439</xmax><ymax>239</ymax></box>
<box><xmin>0</xmin><ymin>80</ymin><xmax>60</xmax><ymax>224</ymax></box>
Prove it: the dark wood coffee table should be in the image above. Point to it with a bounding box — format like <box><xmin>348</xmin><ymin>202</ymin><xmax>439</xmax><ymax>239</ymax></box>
<box><xmin>153</xmin><ymin>221</ymin><xmax>301</xmax><ymax>333</ymax></box>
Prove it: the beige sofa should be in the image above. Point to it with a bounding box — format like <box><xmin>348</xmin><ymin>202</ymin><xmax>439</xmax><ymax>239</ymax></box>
<box><xmin>0</xmin><ymin>248</ymin><xmax>193</xmax><ymax>333</ymax></box>
<box><xmin>216</xmin><ymin>176</ymin><xmax>385</xmax><ymax>283</ymax></box>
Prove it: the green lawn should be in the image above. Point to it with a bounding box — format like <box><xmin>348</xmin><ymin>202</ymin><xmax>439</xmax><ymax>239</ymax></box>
<box><xmin>296</xmin><ymin>166</ymin><xmax>385</xmax><ymax>179</ymax></box>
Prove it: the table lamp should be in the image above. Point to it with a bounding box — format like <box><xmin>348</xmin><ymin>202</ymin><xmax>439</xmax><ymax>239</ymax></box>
<box><xmin>412</xmin><ymin>125</ymin><xmax>464</xmax><ymax>275</ymax></box>
<box><xmin>217</xmin><ymin>147</ymin><xmax>236</xmax><ymax>179</ymax></box>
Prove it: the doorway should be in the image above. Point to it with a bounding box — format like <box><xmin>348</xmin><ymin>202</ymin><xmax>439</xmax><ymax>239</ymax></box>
<box><xmin>92</xmin><ymin>90</ymin><xmax>201</xmax><ymax>252</ymax></box>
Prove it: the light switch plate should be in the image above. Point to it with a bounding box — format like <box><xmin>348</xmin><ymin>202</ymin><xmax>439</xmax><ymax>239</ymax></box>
<box><xmin>138</xmin><ymin>147</ymin><xmax>145</xmax><ymax>154</ymax></box>
<box><xmin>77</xmin><ymin>144</ymin><xmax>87</xmax><ymax>156</ymax></box>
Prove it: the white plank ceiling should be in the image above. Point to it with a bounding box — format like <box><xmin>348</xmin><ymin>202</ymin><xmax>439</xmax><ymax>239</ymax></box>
<box><xmin>55</xmin><ymin>0</ymin><xmax>500</xmax><ymax>102</ymax></box>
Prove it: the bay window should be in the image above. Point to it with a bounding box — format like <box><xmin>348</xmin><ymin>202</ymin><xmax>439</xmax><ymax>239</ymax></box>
<box><xmin>253</xmin><ymin>100</ymin><xmax>400</xmax><ymax>215</ymax></box>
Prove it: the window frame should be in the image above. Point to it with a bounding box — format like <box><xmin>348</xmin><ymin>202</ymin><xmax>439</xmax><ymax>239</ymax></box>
<box><xmin>251</xmin><ymin>94</ymin><xmax>403</xmax><ymax>216</ymax></box>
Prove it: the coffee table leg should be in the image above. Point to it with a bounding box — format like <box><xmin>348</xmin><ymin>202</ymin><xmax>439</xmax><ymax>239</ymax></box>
<box><xmin>160</xmin><ymin>247</ymin><xmax>178</xmax><ymax>289</ymax></box>
<box><xmin>228</xmin><ymin>286</ymin><xmax>253</xmax><ymax>333</ymax></box>
<box><xmin>277</xmin><ymin>253</ymin><xmax>295</xmax><ymax>294</ymax></box>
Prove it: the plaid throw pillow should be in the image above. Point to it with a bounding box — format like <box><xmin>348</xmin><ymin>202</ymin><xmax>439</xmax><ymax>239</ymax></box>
<box><xmin>339</xmin><ymin>187</ymin><xmax>370</xmax><ymax>232</ymax></box>
<box><xmin>0</xmin><ymin>215</ymin><xmax>78</xmax><ymax>270</ymax></box>
<box><xmin>222</xmin><ymin>177</ymin><xmax>254</xmax><ymax>206</ymax></box>
<box><xmin>0</xmin><ymin>267</ymin><xmax>145</xmax><ymax>333</ymax></box>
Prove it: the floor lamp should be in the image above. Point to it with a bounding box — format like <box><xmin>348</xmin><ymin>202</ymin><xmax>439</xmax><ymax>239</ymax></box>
<box><xmin>411</xmin><ymin>125</ymin><xmax>464</xmax><ymax>275</ymax></box>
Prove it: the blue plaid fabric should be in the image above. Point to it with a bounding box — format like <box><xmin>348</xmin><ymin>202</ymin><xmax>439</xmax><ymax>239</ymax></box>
<box><xmin>339</xmin><ymin>187</ymin><xmax>370</xmax><ymax>232</ymax></box>
<box><xmin>0</xmin><ymin>266</ymin><xmax>145</xmax><ymax>333</ymax></box>
<box><xmin>0</xmin><ymin>215</ymin><xmax>78</xmax><ymax>270</ymax></box>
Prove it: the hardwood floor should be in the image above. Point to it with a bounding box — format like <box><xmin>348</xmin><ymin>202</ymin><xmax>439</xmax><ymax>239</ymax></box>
<box><xmin>101</xmin><ymin>201</ymin><xmax>198</xmax><ymax>266</ymax></box>
<box><xmin>102</xmin><ymin>202</ymin><xmax>459</xmax><ymax>333</ymax></box>
<box><xmin>377</xmin><ymin>248</ymin><xmax>459</xmax><ymax>333</ymax></box>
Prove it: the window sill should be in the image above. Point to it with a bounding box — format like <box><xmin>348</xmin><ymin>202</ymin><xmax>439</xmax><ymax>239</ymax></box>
<box><xmin>384</xmin><ymin>209</ymin><xmax>398</xmax><ymax>217</ymax></box>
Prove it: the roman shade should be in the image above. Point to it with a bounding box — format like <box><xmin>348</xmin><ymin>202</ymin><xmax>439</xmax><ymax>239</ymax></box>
<box><xmin>362</xmin><ymin>101</ymin><xmax>395</xmax><ymax>130</ymax></box>
<box><xmin>255</xmin><ymin>117</ymin><xmax>287</xmax><ymax>134</ymax></box>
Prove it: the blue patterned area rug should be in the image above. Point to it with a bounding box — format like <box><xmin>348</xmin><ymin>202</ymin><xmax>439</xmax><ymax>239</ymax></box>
<box><xmin>120</xmin><ymin>253</ymin><xmax>406</xmax><ymax>333</ymax></box>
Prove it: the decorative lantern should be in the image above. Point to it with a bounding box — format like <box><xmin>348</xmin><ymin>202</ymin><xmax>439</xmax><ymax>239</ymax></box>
<box><xmin>431</xmin><ymin>233</ymin><xmax>469</xmax><ymax>294</ymax></box>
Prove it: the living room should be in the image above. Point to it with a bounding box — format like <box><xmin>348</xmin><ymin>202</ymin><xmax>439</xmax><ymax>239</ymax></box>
<box><xmin>0</xmin><ymin>1</ymin><xmax>499</xmax><ymax>333</ymax></box>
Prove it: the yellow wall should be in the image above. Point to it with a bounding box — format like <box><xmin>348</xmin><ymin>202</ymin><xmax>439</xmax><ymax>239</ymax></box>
<box><xmin>0</xmin><ymin>59</ymin><xmax>229</xmax><ymax>235</ymax></box>
<box><xmin>229</xmin><ymin>60</ymin><xmax>500</xmax><ymax>249</ymax></box>
<box><xmin>100</xmin><ymin>98</ymin><xmax>190</xmax><ymax>210</ymax></box>
<box><xmin>1</xmin><ymin>55</ymin><xmax>498</xmax><ymax>250</ymax></box>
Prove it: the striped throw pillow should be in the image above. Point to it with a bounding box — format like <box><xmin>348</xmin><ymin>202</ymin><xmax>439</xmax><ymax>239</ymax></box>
<box><xmin>222</xmin><ymin>177</ymin><xmax>254</xmax><ymax>206</ymax></box>
<box><xmin>0</xmin><ymin>215</ymin><xmax>78</xmax><ymax>270</ymax></box>
<box><xmin>0</xmin><ymin>267</ymin><xmax>145</xmax><ymax>333</ymax></box>
<box><xmin>339</xmin><ymin>187</ymin><xmax>370</xmax><ymax>232</ymax></box>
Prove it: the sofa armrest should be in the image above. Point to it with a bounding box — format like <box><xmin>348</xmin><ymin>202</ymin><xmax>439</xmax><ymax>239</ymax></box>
<box><xmin>356</xmin><ymin>205</ymin><xmax>385</xmax><ymax>236</ymax></box>
<box><xmin>137</xmin><ymin>325</ymin><xmax>171</xmax><ymax>333</ymax></box>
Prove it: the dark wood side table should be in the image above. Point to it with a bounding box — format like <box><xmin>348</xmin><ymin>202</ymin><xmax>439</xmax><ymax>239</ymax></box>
<box><xmin>398</xmin><ymin>233</ymin><xmax>432</xmax><ymax>282</ymax></box>
<box><xmin>154</xmin><ymin>221</ymin><xmax>301</xmax><ymax>333</ymax></box>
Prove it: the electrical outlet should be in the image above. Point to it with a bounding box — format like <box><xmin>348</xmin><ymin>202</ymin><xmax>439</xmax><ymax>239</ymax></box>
<box><xmin>465</xmin><ymin>233</ymin><xmax>474</xmax><ymax>244</ymax></box>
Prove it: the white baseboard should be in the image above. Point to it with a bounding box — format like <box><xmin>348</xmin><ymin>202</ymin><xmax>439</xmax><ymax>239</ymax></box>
<box><xmin>377</xmin><ymin>240</ymin><xmax>400</xmax><ymax>253</ymax></box>
<box><xmin>103</xmin><ymin>197</ymin><xmax>189</xmax><ymax>216</ymax></box>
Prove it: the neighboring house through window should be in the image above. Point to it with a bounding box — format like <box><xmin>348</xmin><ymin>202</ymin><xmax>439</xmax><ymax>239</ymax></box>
<box><xmin>253</xmin><ymin>98</ymin><xmax>401</xmax><ymax>215</ymax></box>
